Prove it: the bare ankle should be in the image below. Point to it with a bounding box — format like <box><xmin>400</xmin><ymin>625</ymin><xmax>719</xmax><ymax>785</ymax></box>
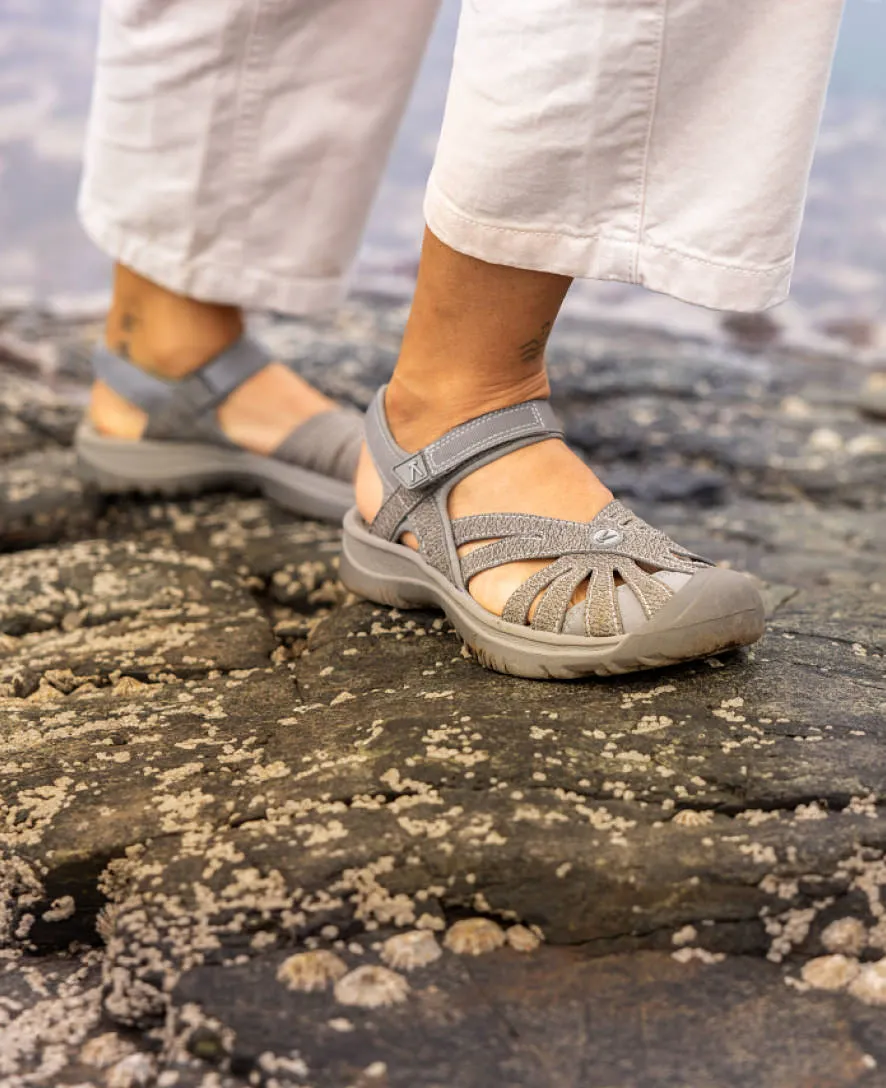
<box><xmin>384</xmin><ymin>369</ymin><xmax>551</xmax><ymax>452</ymax></box>
<box><xmin>105</xmin><ymin>264</ymin><xmax>243</xmax><ymax>379</ymax></box>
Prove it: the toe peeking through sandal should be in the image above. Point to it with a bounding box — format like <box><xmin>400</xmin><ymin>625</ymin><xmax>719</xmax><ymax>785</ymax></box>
<box><xmin>340</xmin><ymin>387</ymin><xmax>765</xmax><ymax>679</ymax></box>
<box><xmin>75</xmin><ymin>336</ymin><xmax>362</xmax><ymax>523</ymax></box>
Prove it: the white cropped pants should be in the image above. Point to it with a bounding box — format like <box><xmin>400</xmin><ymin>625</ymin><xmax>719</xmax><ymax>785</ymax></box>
<box><xmin>79</xmin><ymin>0</ymin><xmax>844</xmax><ymax>315</ymax></box>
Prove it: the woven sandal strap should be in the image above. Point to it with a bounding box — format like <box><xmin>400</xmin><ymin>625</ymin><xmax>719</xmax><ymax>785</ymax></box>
<box><xmin>363</xmin><ymin>385</ymin><xmax>714</xmax><ymax>634</ymax></box>
<box><xmin>452</xmin><ymin>512</ymin><xmax>596</xmax><ymax>548</ymax></box>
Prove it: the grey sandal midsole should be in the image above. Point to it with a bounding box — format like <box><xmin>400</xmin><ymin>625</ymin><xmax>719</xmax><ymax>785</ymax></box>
<box><xmin>340</xmin><ymin>508</ymin><xmax>765</xmax><ymax>679</ymax></box>
<box><xmin>75</xmin><ymin>421</ymin><xmax>353</xmax><ymax>523</ymax></box>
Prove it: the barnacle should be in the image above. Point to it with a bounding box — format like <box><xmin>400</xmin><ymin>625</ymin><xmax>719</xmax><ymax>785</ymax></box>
<box><xmin>334</xmin><ymin>965</ymin><xmax>410</xmax><ymax>1008</ymax></box>
<box><xmin>380</xmin><ymin>929</ymin><xmax>442</xmax><ymax>971</ymax></box>
<box><xmin>505</xmin><ymin>925</ymin><xmax>540</xmax><ymax>953</ymax></box>
<box><xmin>801</xmin><ymin>954</ymin><xmax>860</xmax><ymax>991</ymax></box>
<box><xmin>821</xmin><ymin>917</ymin><xmax>867</xmax><ymax>957</ymax></box>
<box><xmin>849</xmin><ymin>960</ymin><xmax>886</xmax><ymax>1006</ymax></box>
<box><xmin>79</xmin><ymin>1033</ymin><xmax>135</xmax><ymax>1069</ymax></box>
<box><xmin>106</xmin><ymin>1053</ymin><xmax>157</xmax><ymax>1088</ymax></box>
<box><xmin>672</xmin><ymin>809</ymin><xmax>713</xmax><ymax>827</ymax></box>
<box><xmin>443</xmin><ymin>918</ymin><xmax>506</xmax><ymax>956</ymax></box>
<box><xmin>276</xmin><ymin>950</ymin><xmax>347</xmax><ymax>992</ymax></box>
<box><xmin>113</xmin><ymin>676</ymin><xmax>149</xmax><ymax>697</ymax></box>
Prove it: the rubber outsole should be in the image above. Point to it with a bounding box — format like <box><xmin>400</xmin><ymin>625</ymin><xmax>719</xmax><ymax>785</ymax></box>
<box><xmin>74</xmin><ymin>421</ymin><xmax>353</xmax><ymax>524</ymax></box>
<box><xmin>339</xmin><ymin>507</ymin><xmax>766</xmax><ymax>680</ymax></box>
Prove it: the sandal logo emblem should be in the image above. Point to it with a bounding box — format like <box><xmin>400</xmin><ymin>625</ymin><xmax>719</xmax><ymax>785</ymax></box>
<box><xmin>396</xmin><ymin>455</ymin><xmax>429</xmax><ymax>487</ymax></box>
<box><xmin>593</xmin><ymin>528</ymin><xmax>622</xmax><ymax>547</ymax></box>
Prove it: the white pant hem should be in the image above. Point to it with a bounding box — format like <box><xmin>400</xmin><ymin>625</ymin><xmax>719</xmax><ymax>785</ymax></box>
<box><xmin>79</xmin><ymin>202</ymin><xmax>348</xmax><ymax>315</ymax></box>
<box><xmin>425</xmin><ymin>180</ymin><xmax>793</xmax><ymax>314</ymax></box>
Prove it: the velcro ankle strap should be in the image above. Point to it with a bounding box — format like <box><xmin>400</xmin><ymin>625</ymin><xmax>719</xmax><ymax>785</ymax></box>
<box><xmin>91</xmin><ymin>346</ymin><xmax>174</xmax><ymax>413</ymax></box>
<box><xmin>391</xmin><ymin>400</ymin><xmax>563</xmax><ymax>491</ymax></box>
<box><xmin>91</xmin><ymin>336</ymin><xmax>273</xmax><ymax>439</ymax></box>
<box><xmin>184</xmin><ymin>336</ymin><xmax>273</xmax><ymax>406</ymax></box>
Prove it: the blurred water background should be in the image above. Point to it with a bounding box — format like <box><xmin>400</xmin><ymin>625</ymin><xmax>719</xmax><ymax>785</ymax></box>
<box><xmin>0</xmin><ymin>0</ymin><xmax>883</xmax><ymax>349</ymax></box>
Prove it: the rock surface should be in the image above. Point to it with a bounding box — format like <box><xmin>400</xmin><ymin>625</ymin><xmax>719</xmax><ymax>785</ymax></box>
<box><xmin>0</xmin><ymin>296</ymin><xmax>885</xmax><ymax>1087</ymax></box>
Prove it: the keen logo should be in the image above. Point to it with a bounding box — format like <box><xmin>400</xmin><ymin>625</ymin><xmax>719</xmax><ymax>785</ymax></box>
<box><xmin>593</xmin><ymin>528</ymin><xmax>622</xmax><ymax>547</ymax></box>
<box><xmin>395</xmin><ymin>455</ymin><xmax>429</xmax><ymax>487</ymax></box>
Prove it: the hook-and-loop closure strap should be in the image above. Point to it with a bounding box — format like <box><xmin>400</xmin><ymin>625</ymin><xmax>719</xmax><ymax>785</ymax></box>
<box><xmin>391</xmin><ymin>400</ymin><xmax>563</xmax><ymax>491</ymax></box>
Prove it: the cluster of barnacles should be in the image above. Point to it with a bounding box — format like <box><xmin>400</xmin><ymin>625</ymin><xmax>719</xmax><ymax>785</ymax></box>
<box><xmin>276</xmin><ymin>917</ymin><xmax>542</xmax><ymax>1008</ymax></box>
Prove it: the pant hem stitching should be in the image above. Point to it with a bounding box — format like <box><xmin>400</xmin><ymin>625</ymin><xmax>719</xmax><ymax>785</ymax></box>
<box><xmin>427</xmin><ymin>181</ymin><xmax>794</xmax><ymax>278</ymax></box>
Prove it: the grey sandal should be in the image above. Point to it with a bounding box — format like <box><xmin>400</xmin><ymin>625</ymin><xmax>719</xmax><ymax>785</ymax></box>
<box><xmin>75</xmin><ymin>336</ymin><xmax>362</xmax><ymax>523</ymax></box>
<box><xmin>340</xmin><ymin>388</ymin><xmax>765</xmax><ymax>679</ymax></box>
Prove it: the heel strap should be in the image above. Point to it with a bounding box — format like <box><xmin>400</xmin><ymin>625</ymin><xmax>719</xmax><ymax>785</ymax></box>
<box><xmin>91</xmin><ymin>336</ymin><xmax>272</xmax><ymax>441</ymax></box>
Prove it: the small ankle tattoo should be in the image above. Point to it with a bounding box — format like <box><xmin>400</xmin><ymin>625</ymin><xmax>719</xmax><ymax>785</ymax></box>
<box><xmin>518</xmin><ymin>321</ymin><xmax>552</xmax><ymax>364</ymax></box>
<box><xmin>115</xmin><ymin>307</ymin><xmax>140</xmax><ymax>360</ymax></box>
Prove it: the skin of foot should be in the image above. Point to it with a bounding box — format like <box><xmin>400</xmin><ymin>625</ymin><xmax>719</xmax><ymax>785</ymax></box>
<box><xmin>90</xmin><ymin>264</ymin><xmax>337</xmax><ymax>456</ymax></box>
<box><xmin>355</xmin><ymin>229</ymin><xmax>614</xmax><ymax>619</ymax></box>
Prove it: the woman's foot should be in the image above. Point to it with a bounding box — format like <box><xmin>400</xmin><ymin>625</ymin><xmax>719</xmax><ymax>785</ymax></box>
<box><xmin>344</xmin><ymin>380</ymin><xmax>764</xmax><ymax>678</ymax></box>
<box><xmin>79</xmin><ymin>264</ymin><xmax>362</xmax><ymax>522</ymax></box>
<box><xmin>90</xmin><ymin>264</ymin><xmax>340</xmax><ymax>457</ymax></box>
